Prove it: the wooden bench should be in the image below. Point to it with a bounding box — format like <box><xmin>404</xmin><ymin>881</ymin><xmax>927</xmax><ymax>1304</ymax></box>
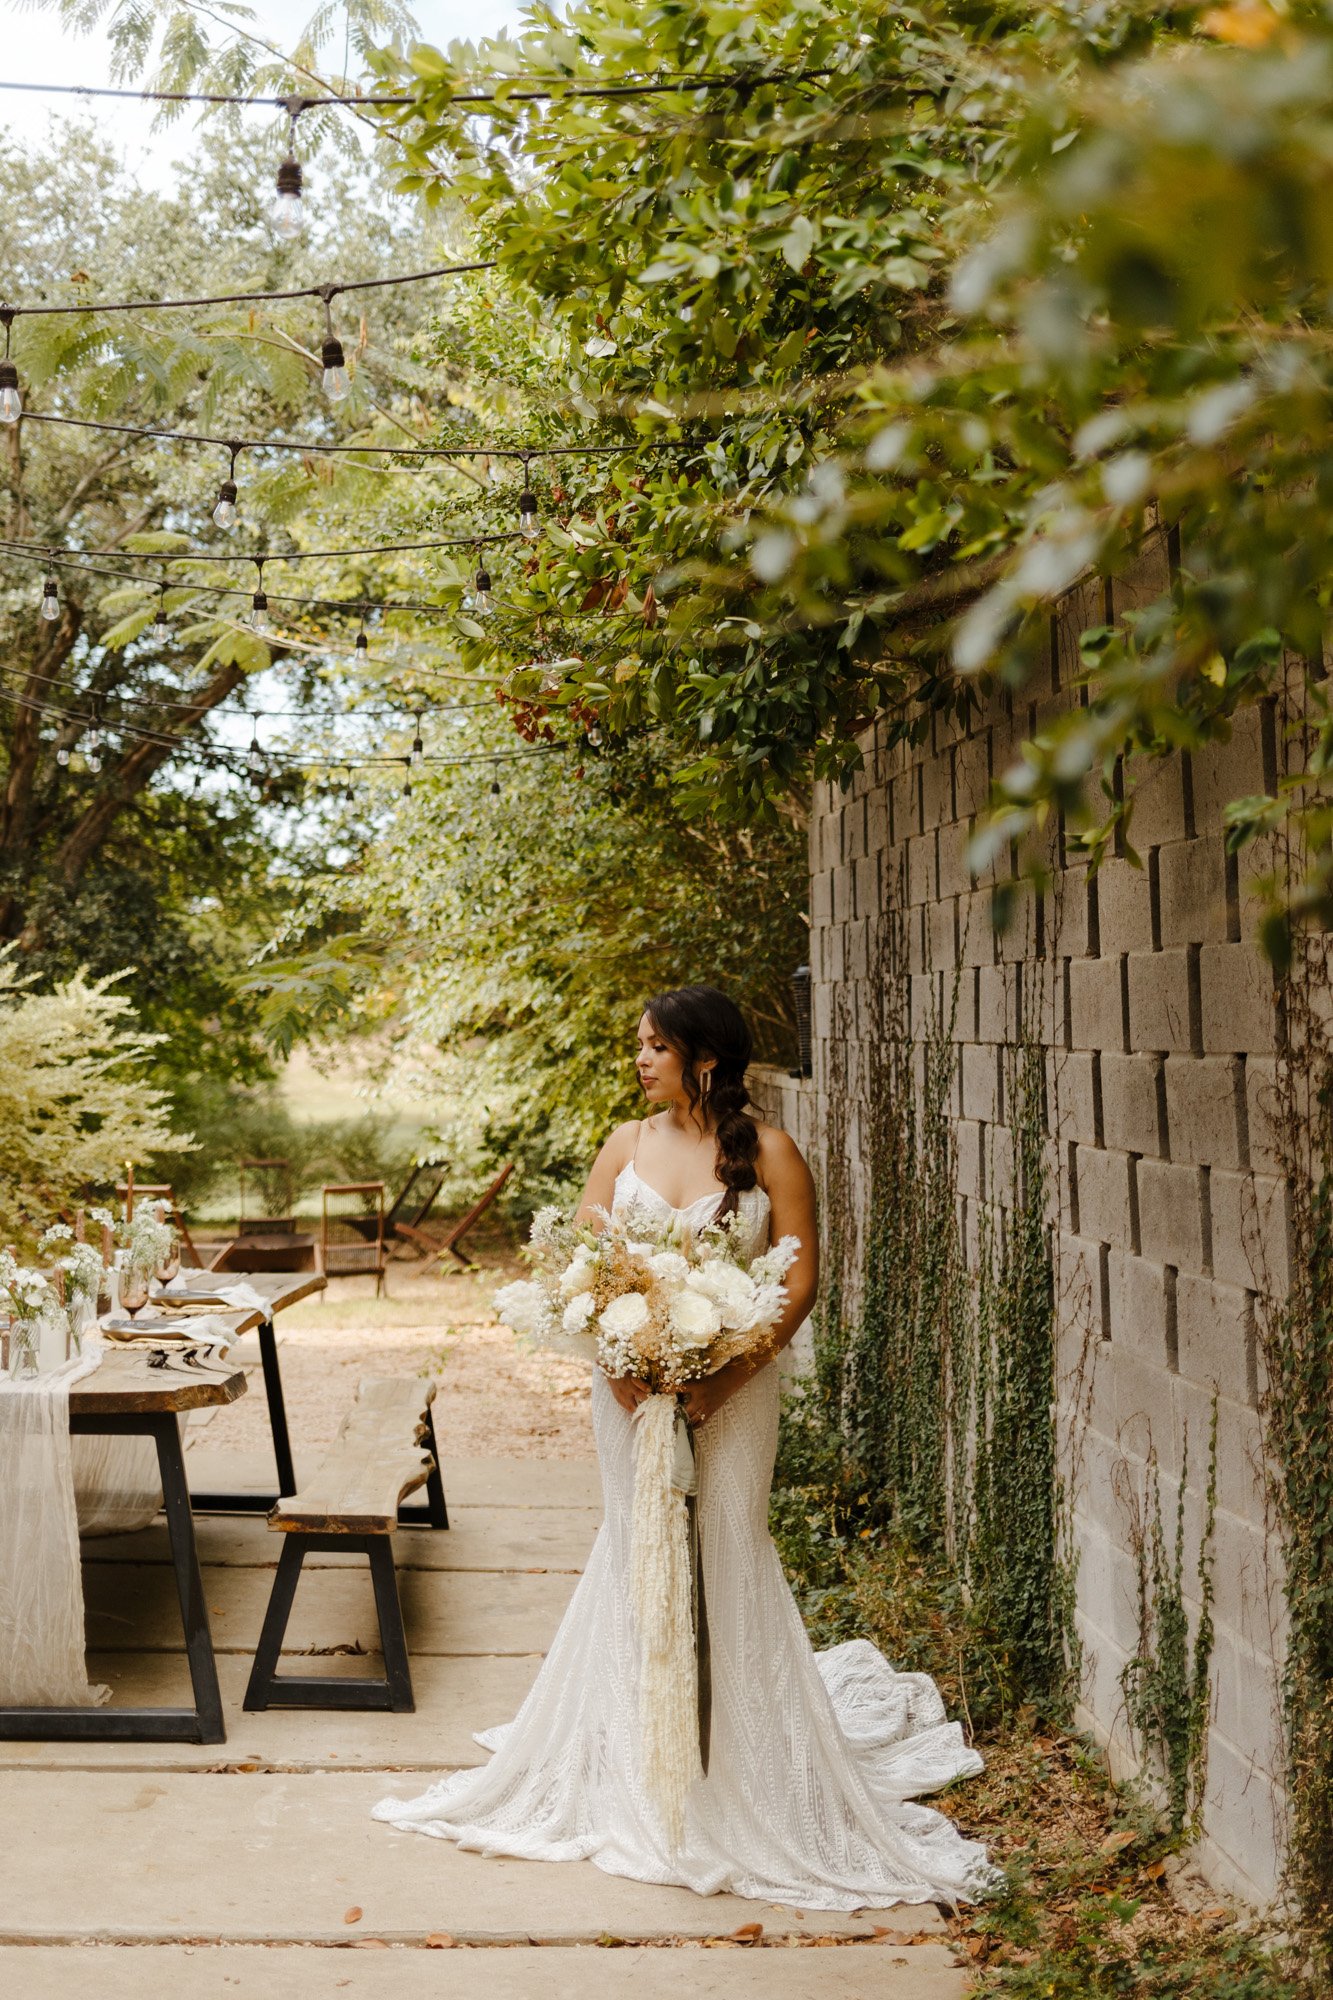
<box><xmin>243</xmin><ymin>1377</ymin><xmax>448</xmax><ymax>1715</ymax></box>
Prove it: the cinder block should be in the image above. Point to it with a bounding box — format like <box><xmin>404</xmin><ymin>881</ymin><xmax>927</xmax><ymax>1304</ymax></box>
<box><xmin>976</xmin><ymin>966</ymin><xmax>1019</xmax><ymax>1043</ymax></box>
<box><xmin>1074</xmin><ymin>1144</ymin><xmax>1137</xmax><ymax>1249</ymax></box>
<box><xmin>1209</xmin><ymin>1504</ymin><xmax>1284</xmax><ymax>1658</ymax></box>
<box><xmin>1112</xmin><ymin>524</ymin><xmax>1173</xmax><ymax>613</ymax></box>
<box><xmin>927</xmin><ymin>896</ymin><xmax>958</xmax><ymax>971</ymax></box>
<box><xmin>1210</xmin><ymin>1169</ymin><xmax>1291</xmax><ymax>1295</ymax></box>
<box><xmin>1101</xmin><ymin>1052</ymin><xmax>1166</xmax><ymax>1157</ymax></box>
<box><xmin>1048</xmin><ymin>1049</ymin><xmax>1101</xmax><ymax>1148</ymax></box>
<box><xmin>891</xmin><ymin>766</ymin><xmax>919</xmax><ymax>841</ymax></box>
<box><xmin>831</xmin><ymin>862</ymin><xmax>855</xmax><ymax>925</ymax></box>
<box><xmin>853</xmin><ymin>850</ymin><xmax>880</xmax><ymax>922</ymax></box>
<box><xmin>1094</xmin><ymin>858</ymin><xmax>1155</xmax><ymax>954</ymax></box>
<box><xmin>1172</xmin><ymin>1376</ymin><xmax>1269</xmax><ymax>1531</ymax></box>
<box><xmin>958</xmin><ymin>890</ymin><xmax>996</xmax><ymax>968</ymax></box>
<box><xmin>1163</xmin><ymin>1055</ymin><xmax>1245</xmax><ymax>1168</ymax></box>
<box><xmin>1191</xmin><ymin>707</ymin><xmax>1267</xmax><ymax>831</ymax></box>
<box><xmin>906</xmin><ymin>831</ymin><xmax>936</xmax><ymax>907</ymax></box>
<box><xmin>1136</xmin><ymin>1157</ymin><xmax>1207</xmax><ymax>1273</ymax></box>
<box><xmin>956</xmin><ymin>1118</ymin><xmax>984</xmax><ymax>1200</ymax></box>
<box><xmin>961</xmin><ymin>1041</ymin><xmax>1002</xmax><ymax>1123</ymax></box>
<box><xmin>1200</xmin><ymin>1733</ymin><xmax>1283</xmax><ymax>1904</ymax></box>
<box><xmin>1046</xmin><ymin>868</ymin><xmax>1094</xmax><ymax>958</ymax></box>
<box><xmin>1157</xmin><ymin>836</ymin><xmax>1230</xmax><ymax>946</ymax></box>
<box><xmin>843</xmin><ymin>795</ymin><xmax>867</xmax><ymax>863</ymax></box>
<box><xmin>1175</xmin><ymin>1273</ymin><xmax>1255</xmax><ymax>1404</ymax></box>
<box><xmin>1069</xmin><ymin>955</ymin><xmax>1127</xmax><ymax>1051</ymax></box>
<box><xmin>1125</xmin><ymin>750</ymin><xmax>1189</xmax><ymax>847</ymax></box>
<box><xmin>846</xmin><ymin>917</ymin><xmax>869</xmax><ymax>980</ymax></box>
<box><xmin>920</xmin><ymin>748</ymin><xmax>952</xmax><ymax>830</ymax></box>
<box><xmin>1127</xmin><ymin>948</ymin><xmax>1196</xmax><ymax>1053</ymax></box>
<box><xmin>865</xmin><ymin>790</ymin><xmax>889</xmax><ymax>854</ymax></box>
<box><xmin>810</xmin><ymin>869</ymin><xmax>832</xmax><ymax>924</ymax></box>
<box><xmin>1200</xmin><ymin>943</ymin><xmax>1276</xmax><ymax>1055</ymax></box>
<box><xmin>954</xmin><ymin>730</ymin><xmax>991</xmax><ymax>818</ymax></box>
<box><xmin>1244</xmin><ymin>1057</ymin><xmax>1284</xmax><ymax>1174</ymax></box>
<box><xmin>937</xmin><ymin>821</ymin><xmax>972</xmax><ymax>898</ymax></box>
<box><xmin>1109</xmin><ymin>1250</ymin><xmax>1173</xmax><ymax>1365</ymax></box>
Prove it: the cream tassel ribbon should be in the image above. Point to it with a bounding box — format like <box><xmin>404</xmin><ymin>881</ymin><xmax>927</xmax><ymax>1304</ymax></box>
<box><xmin>630</xmin><ymin>1391</ymin><xmax>701</xmax><ymax>1847</ymax></box>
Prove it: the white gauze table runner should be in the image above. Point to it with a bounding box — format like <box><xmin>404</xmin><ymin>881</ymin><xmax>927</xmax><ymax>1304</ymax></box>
<box><xmin>0</xmin><ymin>1342</ymin><xmax>109</xmax><ymax>1707</ymax></box>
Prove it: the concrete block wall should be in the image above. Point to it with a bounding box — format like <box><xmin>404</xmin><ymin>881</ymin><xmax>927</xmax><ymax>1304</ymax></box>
<box><xmin>770</xmin><ymin>532</ymin><xmax>1290</xmax><ymax>1905</ymax></box>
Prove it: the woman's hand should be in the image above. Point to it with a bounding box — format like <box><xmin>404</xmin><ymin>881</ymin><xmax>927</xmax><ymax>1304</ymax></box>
<box><xmin>604</xmin><ymin>1370</ymin><xmax>652</xmax><ymax>1416</ymax></box>
<box><xmin>680</xmin><ymin>1357</ymin><xmax>757</xmax><ymax>1430</ymax></box>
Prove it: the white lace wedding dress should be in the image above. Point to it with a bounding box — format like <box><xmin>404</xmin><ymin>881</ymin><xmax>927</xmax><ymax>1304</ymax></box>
<box><xmin>373</xmin><ymin>1163</ymin><xmax>994</xmax><ymax>1908</ymax></box>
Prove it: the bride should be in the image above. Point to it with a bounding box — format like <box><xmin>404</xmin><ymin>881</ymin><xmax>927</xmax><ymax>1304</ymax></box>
<box><xmin>374</xmin><ymin>985</ymin><xmax>993</xmax><ymax>1908</ymax></box>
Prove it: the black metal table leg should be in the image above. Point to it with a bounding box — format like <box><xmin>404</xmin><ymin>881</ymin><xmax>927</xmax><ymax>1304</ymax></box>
<box><xmin>243</xmin><ymin>1532</ymin><xmax>414</xmax><ymax>1712</ymax></box>
<box><xmin>191</xmin><ymin>1316</ymin><xmax>296</xmax><ymax>1513</ymax></box>
<box><xmin>0</xmin><ymin>1410</ymin><xmax>226</xmax><ymax>1743</ymax></box>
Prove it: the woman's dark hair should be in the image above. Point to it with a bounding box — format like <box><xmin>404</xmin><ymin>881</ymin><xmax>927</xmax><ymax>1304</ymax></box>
<box><xmin>642</xmin><ymin>985</ymin><xmax>759</xmax><ymax>1216</ymax></box>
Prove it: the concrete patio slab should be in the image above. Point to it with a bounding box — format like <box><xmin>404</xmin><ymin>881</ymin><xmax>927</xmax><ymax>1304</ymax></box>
<box><xmin>82</xmin><ymin>1506</ymin><xmax>601</xmax><ymax>1575</ymax></box>
<box><xmin>0</xmin><ymin>1650</ymin><xmax>538</xmax><ymax>1772</ymax></box>
<box><xmin>0</xmin><ymin>1771</ymin><xmax>950</xmax><ymax>1945</ymax></box>
<box><xmin>82</xmin><ymin>1560</ymin><xmax>580</xmax><ymax>1658</ymax></box>
<box><xmin>0</xmin><ymin>1942</ymin><xmax>970</xmax><ymax>1999</ymax></box>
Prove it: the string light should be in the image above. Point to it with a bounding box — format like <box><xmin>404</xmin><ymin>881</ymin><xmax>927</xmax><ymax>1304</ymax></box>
<box><xmin>154</xmin><ymin>584</ymin><xmax>169</xmax><ymax>628</ymax></box>
<box><xmin>472</xmin><ymin>564</ymin><xmax>493</xmax><ymax>615</ymax></box>
<box><xmin>56</xmin><ymin>744</ymin><xmax>69</xmax><ymax>766</ymax></box>
<box><xmin>246</xmin><ymin>721</ymin><xmax>264</xmax><ymax>774</ymax></box>
<box><xmin>213</xmin><ymin>444</ymin><xmax>240</xmax><ymax>530</ymax></box>
<box><xmin>355</xmin><ymin>614</ymin><xmax>368</xmax><ymax>654</ymax></box>
<box><xmin>319</xmin><ymin>287</ymin><xmax>349</xmax><ymax>405</ymax></box>
<box><xmin>401</xmin><ymin>758</ymin><xmax>412</xmax><ymax>798</ymax></box>
<box><xmin>518</xmin><ymin>455</ymin><xmax>540</xmax><ymax>541</ymax></box>
<box><xmin>0</xmin><ymin>310</ymin><xmax>20</xmax><ymax>425</ymax></box>
<box><xmin>39</xmin><ymin>568</ymin><xmax>59</xmax><ymax>621</ymax></box>
<box><xmin>411</xmin><ymin>714</ymin><xmax>424</xmax><ymax>768</ymax></box>
<box><xmin>272</xmin><ymin>100</ymin><xmax>306</xmax><ymax>242</ymax></box>
<box><xmin>250</xmin><ymin>560</ymin><xmax>269</xmax><ymax>632</ymax></box>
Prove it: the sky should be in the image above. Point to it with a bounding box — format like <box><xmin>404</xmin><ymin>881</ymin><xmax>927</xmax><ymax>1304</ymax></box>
<box><xmin>0</xmin><ymin>0</ymin><xmax>528</xmax><ymax>188</ymax></box>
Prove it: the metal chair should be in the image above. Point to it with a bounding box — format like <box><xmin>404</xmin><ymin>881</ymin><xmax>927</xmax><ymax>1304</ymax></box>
<box><xmin>321</xmin><ymin>1181</ymin><xmax>387</xmax><ymax>1296</ymax></box>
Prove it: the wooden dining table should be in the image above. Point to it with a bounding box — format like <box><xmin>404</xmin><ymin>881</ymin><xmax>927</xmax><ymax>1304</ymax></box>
<box><xmin>0</xmin><ymin>1268</ymin><xmax>325</xmax><ymax>1746</ymax></box>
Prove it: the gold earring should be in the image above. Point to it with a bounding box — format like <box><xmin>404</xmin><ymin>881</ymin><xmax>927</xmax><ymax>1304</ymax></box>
<box><xmin>701</xmin><ymin>1069</ymin><xmax>712</xmax><ymax>1098</ymax></box>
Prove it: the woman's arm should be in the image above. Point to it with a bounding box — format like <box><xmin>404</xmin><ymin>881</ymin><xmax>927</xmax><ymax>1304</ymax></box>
<box><xmin>575</xmin><ymin>1121</ymin><xmax>651</xmax><ymax>1414</ymax></box>
<box><xmin>680</xmin><ymin>1128</ymin><xmax>818</xmax><ymax>1427</ymax></box>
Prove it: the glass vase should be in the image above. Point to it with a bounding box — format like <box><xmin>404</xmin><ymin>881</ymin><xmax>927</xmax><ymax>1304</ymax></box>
<box><xmin>7</xmin><ymin>1319</ymin><xmax>38</xmax><ymax>1379</ymax></box>
<box><xmin>120</xmin><ymin>1265</ymin><xmax>151</xmax><ymax>1316</ymax></box>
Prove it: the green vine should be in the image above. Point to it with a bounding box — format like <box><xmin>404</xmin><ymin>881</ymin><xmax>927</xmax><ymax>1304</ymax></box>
<box><xmin>779</xmin><ymin>865</ymin><xmax>1074</xmax><ymax>1719</ymax></box>
<box><xmin>1119</xmin><ymin>1398</ymin><xmax>1219</xmax><ymax>1838</ymax></box>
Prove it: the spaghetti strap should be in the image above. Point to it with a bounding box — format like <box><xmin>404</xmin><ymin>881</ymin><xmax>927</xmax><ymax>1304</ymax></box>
<box><xmin>631</xmin><ymin>1117</ymin><xmax>646</xmax><ymax>1162</ymax></box>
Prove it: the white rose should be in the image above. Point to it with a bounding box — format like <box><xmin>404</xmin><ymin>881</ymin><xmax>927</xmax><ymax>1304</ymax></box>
<box><xmin>598</xmin><ymin>1290</ymin><xmax>650</xmax><ymax>1339</ymax></box>
<box><xmin>558</xmin><ymin>1246</ymin><xmax>597</xmax><ymax>1298</ymax></box>
<box><xmin>493</xmin><ymin>1279</ymin><xmax>549</xmax><ymax>1339</ymax></box>
<box><xmin>686</xmin><ymin>1261</ymin><xmax>758</xmax><ymax>1328</ymax></box>
<box><xmin>647</xmin><ymin>1250</ymin><xmax>690</xmax><ymax>1285</ymax></box>
<box><xmin>562</xmin><ymin>1292</ymin><xmax>596</xmax><ymax>1335</ymax></box>
<box><xmin>669</xmin><ymin>1288</ymin><xmax>722</xmax><ymax>1348</ymax></box>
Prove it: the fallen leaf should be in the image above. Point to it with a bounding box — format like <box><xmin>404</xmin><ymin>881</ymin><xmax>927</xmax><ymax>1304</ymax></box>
<box><xmin>1100</xmin><ymin>1828</ymin><xmax>1137</xmax><ymax>1854</ymax></box>
<box><xmin>1144</xmin><ymin>1859</ymin><xmax>1167</xmax><ymax>1881</ymax></box>
<box><xmin>343</xmin><ymin>1907</ymin><xmax>362</xmax><ymax>1925</ymax></box>
<box><xmin>730</xmin><ymin>1922</ymin><xmax>763</xmax><ymax>1941</ymax></box>
<box><xmin>425</xmin><ymin>1934</ymin><xmax>455</xmax><ymax>1949</ymax></box>
<box><xmin>353</xmin><ymin>1940</ymin><xmax>389</xmax><ymax>1950</ymax></box>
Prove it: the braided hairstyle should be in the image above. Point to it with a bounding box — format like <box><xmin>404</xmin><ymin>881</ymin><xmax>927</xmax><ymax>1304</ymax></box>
<box><xmin>642</xmin><ymin>985</ymin><xmax>759</xmax><ymax>1217</ymax></box>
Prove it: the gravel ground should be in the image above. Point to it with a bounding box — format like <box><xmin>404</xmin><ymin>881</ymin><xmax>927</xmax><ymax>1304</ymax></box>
<box><xmin>192</xmin><ymin>1240</ymin><xmax>596</xmax><ymax>1463</ymax></box>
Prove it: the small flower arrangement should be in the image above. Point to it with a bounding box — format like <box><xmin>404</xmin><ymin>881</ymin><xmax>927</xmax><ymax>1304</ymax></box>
<box><xmin>0</xmin><ymin>1248</ymin><xmax>64</xmax><ymax>1375</ymax></box>
<box><xmin>495</xmin><ymin>1202</ymin><xmax>800</xmax><ymax>1389</ymax></box>
<box><xmin>38</xmin><ymin>1225</ymin><xmax>103</xmax><ymax>1313</ymax></box>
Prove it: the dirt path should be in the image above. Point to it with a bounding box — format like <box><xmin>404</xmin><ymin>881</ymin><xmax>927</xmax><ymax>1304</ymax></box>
<box><xmin>196</xmin><ymin>1244</ymin><xmax>595</xmax><ymax>1462</ymax></box>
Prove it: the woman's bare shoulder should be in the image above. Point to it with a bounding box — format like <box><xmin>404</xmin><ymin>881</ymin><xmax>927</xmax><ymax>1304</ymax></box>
<box><xmin>752</xmin><ymin>1120</ymin><xmax>810</xmax><ymax>1187</ymax></box>
<box><xmin>598</xmin><ymin>1118</ymin><xmax>644</xmax><ymax>1169</ymax></box>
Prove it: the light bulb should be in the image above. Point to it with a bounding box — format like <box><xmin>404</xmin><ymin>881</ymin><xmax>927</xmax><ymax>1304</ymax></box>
<box><xmin>213</xmin><ymin>479</ymin><xmax>238</xmax><ymax>529</ymax></box>
<box><xmin>56</xmin><ymin>746</ymin><xmax>69</xmax><ymax>767</ymax></box>
<box><xmin>251</xmin><ymin>591</ymin><xmax>269</xmax><ymax>631</ymax></box>
<box><xmin>473</xmin><ymin>567</ymin><xmax>492</xmax><ymax>614</ymax></box>
<box><xmin>247</xmin><ymin>745</ymin><xmax>263</xmax><ymax>774</ymax></box>
<box><xmin>86</xmin><ymin>751</ymin><xmax>102</xmax><ymax>775</ymax></box>
<box><xmin>490</xmin><ymin>774</ymin><xmax>501</xmax><ymax>796</ymax></box>
<box><xmin>411</xmin><ymin>735</ymin><xmax>424</xmax><ymax>768</ymax></box>
<box><xmin>40</xmin><ymin>577</ymin><xmax>59</xmax><ymax>621</ymax></box>
<box><xmin>519</xmin><ymin>488</ymin><xmax>539</xmax><ymax>540</ymax></box>
<box><xmin>402</xmin><ymin>774</ymin><xmax>412</xmax><ymax>798</ymax></box>
<box><xmin>0</xmin><ymin>359</ymin><xmax>21</xmax><ymax>425</ymax></box>
<box><xmin>355</xmin><ymin>629</ymin><xmax>368</xmax><ymax>654</ymax></box>
<box><xmin>273</xmin><ymin>157</ymin><xmax>304</xmax><ymax>241</ymax></box>
<box><xmin>321</xmin><ymin>337</ymin><xmax>349</xmax><ymax>405</ymax></box>
<box><xmin>85</xmin><ymin>728</ymin><xmax>101</xmax><ymax>753</ymax></box>
<box><xmin>155</xmin><ymin>602</ymin><xmax>168</xmax><ymax>628</ymax></box>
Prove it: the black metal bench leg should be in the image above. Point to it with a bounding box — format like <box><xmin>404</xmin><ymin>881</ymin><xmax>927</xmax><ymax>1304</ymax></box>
<box><xmin>244</xmin><ymin>1533</ymin><xmax>414</xmax><ymax>1712</ymax></box>
<box><xmin>367</xmin><ymin>1538</ymin><xmax>414</xmax><ymax>1711</ymax></box>
<box><xmin>155</xmin><ymin>1413</ymin><xmax>226</xmax><ymax>1744</ymax></box>
<box><xmin>242</xmin><ymin>1537</ymin><xmax>307</xmax><ymax>1711</ymax></box>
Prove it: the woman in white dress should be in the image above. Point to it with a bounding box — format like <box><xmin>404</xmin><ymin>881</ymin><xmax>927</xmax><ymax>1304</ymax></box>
<box><xmin>374</xmin><ymin>985</ymin><xmax>994</xmax><ymax>1908</ymax></box>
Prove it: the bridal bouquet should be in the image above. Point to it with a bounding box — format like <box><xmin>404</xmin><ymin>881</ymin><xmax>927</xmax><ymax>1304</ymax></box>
<box><xmin>496</xmin><ymin>1203</ymin><xmax>800</xmax><ymax>1843</ymax></box>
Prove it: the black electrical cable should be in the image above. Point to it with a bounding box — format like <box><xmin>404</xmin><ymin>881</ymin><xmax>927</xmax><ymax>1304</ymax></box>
<box><xmin>0</xmin><ymin>529</ymin><xmax>514</xmax><ymax>564</ymax></box>
<box><xmin>0</xmin><ymin>70</ymin><xmax>834</xmax><ymax>110</ymax></box>
<box><xmin>18</xmin><ymin>409</ymin><xmax>678</xmax><ymax>463</ymax></box>
<box><xmin>0</xmin><ymin>542</ymin><xmax>477</xmax><ymax>618</ymax></box>
<box><xmin>0</xmin><ymin>261</ymin><xmax>494</xmax><ymax>322</ymax></box>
